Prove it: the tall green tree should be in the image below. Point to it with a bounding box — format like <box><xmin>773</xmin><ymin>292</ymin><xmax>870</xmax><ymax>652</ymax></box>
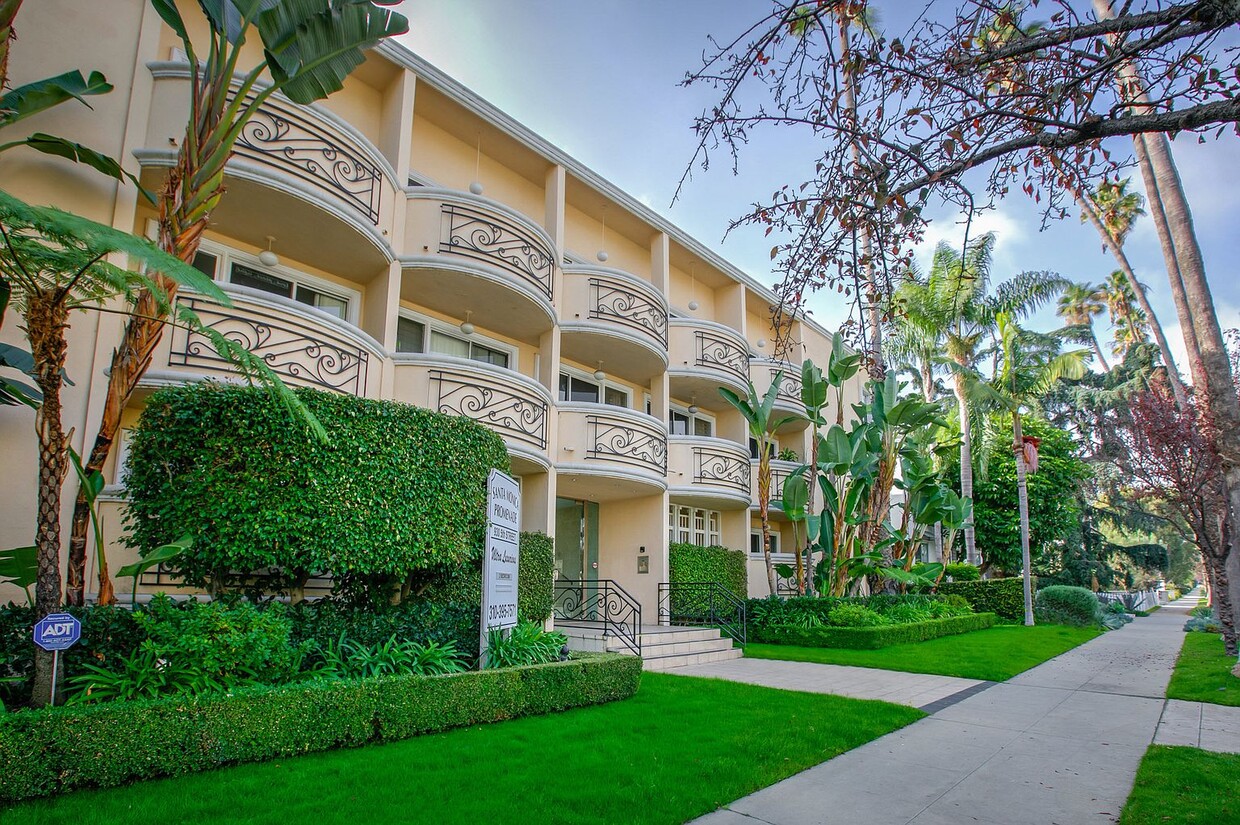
<box><xmin>720</xmin><ymin>377</ymin><xmax>800</xmax><ymax>595</ymax></box>
<box><xmin>64</xmin><ymin>0</ymin><xmax>408</xmax><ymax>606</ymax></box>
<box><xmin>1056</xmin><ymin>282</ymin><xmax>1109</xmax><ymax>371</ymax></box>
<box><xmin>890</xmin><ymin>233</ymin><xmax>1066</xmax><ymax>565</ymax></box>
<box><xmin>990</xmin><ymin>313</ymin><xmax>1088</xmax><ymax>625</ymax></box>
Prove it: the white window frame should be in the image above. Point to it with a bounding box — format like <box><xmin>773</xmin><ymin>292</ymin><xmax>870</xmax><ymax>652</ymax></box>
<box><xmin>669</xmin><ymin>404</ymin><xmax>715</xmax><ymax>437</ymax></box>
<box><xmin>395</xmin><ymin>307</ymin><xmax>517</xmax><ymax>369</ymax></box>
<box><xmin>558</xmin><ymin>365</ymin><xmax>630</xmax><ymax>409</ymax></box>
<box><xmin>188</xmin><ymin>236</ymin><xmax>361</xmax><ymax>325</ymax></box>
<box><xmin>668</xmin><ymin>505</ymin><xmax>722</xmax><ymax>546</ymax></box>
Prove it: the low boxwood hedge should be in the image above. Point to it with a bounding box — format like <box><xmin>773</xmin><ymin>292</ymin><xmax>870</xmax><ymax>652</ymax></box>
<box><xmin>750</xmin><ymin>612</ymin><xmax>997</xmax><ymax>649</ymax></box>
<box><xmin>0</xmin><ymin>653</ymin><xmax>640</xmax><ymax>803</ymax></box>
<box><xmin>937</xmin><ymin>578</ymin><xmax>1030</xmax><ymax>621</ymax></box>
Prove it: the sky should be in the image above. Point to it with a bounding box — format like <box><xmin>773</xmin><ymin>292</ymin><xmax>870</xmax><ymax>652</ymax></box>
<box><xmin>395</xmin><ymin>1</ymin><xmax>1240</xmax><ymax>378</ymax></box>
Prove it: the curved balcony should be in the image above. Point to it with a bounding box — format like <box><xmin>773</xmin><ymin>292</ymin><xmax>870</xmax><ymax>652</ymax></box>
<box><xmin>560</xmin><ymin>265</ymin><xmax>668</xmax><ymax>384</ymax></box>
<box><xmin>751</xmin><ymin>358</ymin><xmax>809</xmax><ymax>431</ymax></box>
<box><xmin>753</xmin><ymin>459</ymin><xmax>807</xmax><ymax>518</ymax></box>
<box><xmin>667</xmin><ymin>318</ymin><xmax>750</xmax><ymax>409</ymax></box>
<box><xmin>150</xmin><ymin>283</ymin><xmax>384</xmax><ymax>397</ymax></box>
<box><xmin>556</xmin><ymin>403</ymin><xmax>667</xmax><ymax>499</ymax></box>
<box><xmin>401</xmin><ymin>188</ymin><xmax>556</xmax><ymax>344</ymax></box>
<box><xmin>668</xmin><ymin>436</ymin><xmax>752</xmax><ymax>510</ymax></box>
<box><xmin>139</xmin><ymin>65</ymin><xmax>397</xmax><ymax>279</ymax></box>
<box><xmin>391</xmin><ymin>353</ymin><xmax>551</xmax><ymax>472</ymax></box>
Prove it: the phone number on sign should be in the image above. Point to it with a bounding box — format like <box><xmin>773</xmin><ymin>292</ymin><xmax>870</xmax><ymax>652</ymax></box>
<box><xmin>488</xmin><ymin>603</ymin><xmax>517</xmax><ymax>622</ymax></box>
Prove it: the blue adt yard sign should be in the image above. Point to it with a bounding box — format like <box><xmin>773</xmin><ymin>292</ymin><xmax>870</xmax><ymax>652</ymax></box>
<box><xmin>33</xmin><ymin>612</ymin><xmax>80</xmax><ymax>652</ymax></box>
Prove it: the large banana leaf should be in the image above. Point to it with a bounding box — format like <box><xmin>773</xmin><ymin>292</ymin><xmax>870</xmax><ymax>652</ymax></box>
<box><xmin>0</xmin><ymin>70</ymin><xmax>112</xmax><ymax>128</ymax></box>
<box><xmin>0</xmin><ymin>134</ymin><xmax>154</xmax><ymax>203</ymax></box>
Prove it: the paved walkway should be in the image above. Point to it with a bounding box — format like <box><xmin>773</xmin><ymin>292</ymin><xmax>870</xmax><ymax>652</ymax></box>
<box><xmin>1155</xmin><ymin>698</ymin><xmax>1240</xmax><ymax>754</ymax></box>
<box><xmin>693</xmin><ymin>592</ymin><xmax>1202</xmax><ymax>825</ymax></box>
<box><xmin>676</xmin><ymin>657</ymin><xmax>991</xmax><ymax>711</ymax></box>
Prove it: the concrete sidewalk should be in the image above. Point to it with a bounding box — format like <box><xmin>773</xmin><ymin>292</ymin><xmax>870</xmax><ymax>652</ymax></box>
<box><xmin>693</xmin><ymin>593</ymin><xmax>1201</xmax><ymax>825</ymax></box>
<box><xmin>1155</xmin><ymin>698</ymin><xmax>1240</xmax><ymax>754</ymax></box>
<box><xmin>676</xmin><ymin>657</ymin><xmax>992</xmax><ymax>711</ymax></box>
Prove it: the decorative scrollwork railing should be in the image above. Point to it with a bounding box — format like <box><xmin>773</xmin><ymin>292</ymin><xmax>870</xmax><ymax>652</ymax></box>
<box><xmin>234</xmin><ymin>99</ymin><xmax>383</xmax><ymax>225</ymax></box>
<box><xmin>171</xmin><ymin>296</ymin><xmax>370</xmax><ymax>395</ymax></box>
<box><xmin>440</xmin><ymin>203</ymin><xmax>554</xmax><ymax>299</ymax></box>
<box><xmin>587</xmin><ymin>414</ymin><xmax>667</xmax><ymax>474</ymax></box>
<box><xmin>769</xmin><ymin>364</ymin><xmax>802</xmax><ymax>405</ymax></box>
<box><xmin>767</xmin><ymin>463</ymin><xmax>805</xmax><ymax>508</ymax></box>
<box><xmin>694</xmin><ymin>446</ymin><xmax>750</xmax><ymax>494</ymax></box>
<box><xmin>588</xmin><ymin>277</ymin><xmax>667</xmax><ymax>347</ymax></box>
<box><xmin>658</xmin><ymin>581</ymin><xmax>746</xmax><ymax>647</ymax></box>
<box><xmin>553</xmin><ymin>579</ymin><xmax>642</xmax><ymax>656</ymax></box>
<box><xmin>431</xmin><ymin>369</ymin><xmax>547</xmax><ymax>450</ymax></box>
<box><xmin>694</xmin><ymin>330</ymin><xmax>749</xmax><ymax>383</ymax></box>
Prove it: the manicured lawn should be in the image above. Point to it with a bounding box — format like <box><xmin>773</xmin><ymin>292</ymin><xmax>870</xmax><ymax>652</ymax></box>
<box><xmin>1119</xmin><ymin>745</ymin><xmax>1240</xmax><ymax>824</ymax></box>
<box><xmin>2</xmin><ymin>673</ymin><xmax>922</xmax><ymax>824</ymax></box>
<box><xmin>746</xmin><ymin>624</ymin><xmax>1102</xmax><ymax>681</ymax></box>
<box><xmin>1166</xmin><ymin>632</ymin><xmax>1240</xmax><ymax>706</ymax></box>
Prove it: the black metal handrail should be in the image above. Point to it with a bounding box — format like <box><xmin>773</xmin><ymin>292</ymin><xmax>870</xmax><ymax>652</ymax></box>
<box><xmin>553</xmin><ymin>579</ymin><xmax>642</xmax><ymax>657</ymax></box>
<box><xmin>658</xmin><ymin>581</ymin><xmax>747</xmax><ymax>647</ymax></box>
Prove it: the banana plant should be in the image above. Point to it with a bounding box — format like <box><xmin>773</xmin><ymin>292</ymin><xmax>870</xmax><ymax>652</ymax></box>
<box><xmin>0</xmin><ymin>545</ymin><xmax>36</xmax><ymax>605</ymax></box>
<box><xmin>116</xmin><ymin>536</ymin><xmax>192</xmax><ymax>607</ymax></box>
<box><xmin>68</xmin><ymin>0</ymin><xmax>408</xmax><ymax>606</ymax></box>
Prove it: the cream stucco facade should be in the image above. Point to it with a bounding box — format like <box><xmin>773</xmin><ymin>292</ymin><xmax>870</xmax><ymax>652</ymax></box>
<box><xmin>0</xmin><ymin>2</ymin><xmax>864</xmax><ymax>614</ymax></box>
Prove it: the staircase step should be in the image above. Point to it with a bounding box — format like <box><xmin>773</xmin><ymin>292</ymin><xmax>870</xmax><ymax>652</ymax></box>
<box><xmin>642</xmin><ymin>647</ymin><xmax>744</xmax><ymax>671</ymax></box>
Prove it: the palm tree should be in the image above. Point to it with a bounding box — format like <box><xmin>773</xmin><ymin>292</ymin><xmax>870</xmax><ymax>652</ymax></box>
<box><xmin>63</xmin><ymin>0</ymin><xmax>407</xmax><ymax>606</ymax></box>
<box><xmin>890</xmin><ymin>234</ymin><xmax>1066</xmax><ymax>565</ymax></box>
<box><xmin>1103</xmin><ymin>270</ymin><xmax>1149</xmax><ymax>359</ymax></box>
<box><xmin>991</xmin><ymin>313</ymin><xmax>1088</xmax><ymax>625</ymax></box>
<box><xmin>720</xmin><ymin>377</ymin><xmax>800</xmax><ymax>595</ymax></box>
<box><xmin>1056</xmin><ymin>283</ymin><xmax>1109</xmax><ymax>370</ymax></box>
<box><xmin>0</xmin><ymin>190</ymin><xmax>232</xmax><ymax>705</ymax></box>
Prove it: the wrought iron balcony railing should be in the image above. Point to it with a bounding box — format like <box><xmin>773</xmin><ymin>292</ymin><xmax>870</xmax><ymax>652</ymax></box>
<box><xmin>587</xmin><ymin>413</ymin><xmax>668</xmax><ymax>475</ymax></box>
<box><xmin>429</xmin><ymin>368</ymin><xmax>548</xmax><ymax>451</ymax></box>
<box><xmin>588</xmin><ymin>276</ymin><xmax>668</xmax><ymax>347</ymax></box>
<box><xmin>694</xmin><ymin>444</ymin><xmax>751</xmax><ymax>494</ymax></box>
<box><xmin>694</xmin><ymin>329</ymin><xmax>749</xmax><ymax>383</ymax></box>
<box><xmin>439</xmin><ymin>202</ymin><xmax>555</xmax><ymax>300</ymax></box>
<box><xmin>170</xmin><ymin>293</ymin><xmax>371</xmax><ymax>396</ymax></box>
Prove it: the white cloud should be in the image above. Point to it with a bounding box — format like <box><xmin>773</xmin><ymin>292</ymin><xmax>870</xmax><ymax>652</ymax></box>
<box><xmin>912</xmin><ymin>208</ymin><xmax>1027</xmax><ymax>275</ymax></box>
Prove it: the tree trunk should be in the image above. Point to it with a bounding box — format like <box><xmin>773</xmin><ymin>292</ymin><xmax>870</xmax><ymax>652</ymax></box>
<box><xmin>26</xmin><ymin>291</ymin><xmax>69</xmax><ymax>706</ymax></box>
<box><xmin>1076</xmin><ymin>193</ymin><xmax>1186</xmax><ymax>406</ymax></box>
<box><xmin>66</xmin><ymin>160</ymin><xmax>210</xmax><ymax>605</ymax></box>
<box><xmin>1013</xmin><ymin>412</ymin><xmax>1034</xmax><ymax>626</ymax></box>
<box><xmin>0</xmin><ymin>0</ymin><xmax>22</xmax><ymax>96</ymax></box>
<box><xmin>1089</xmin><ymin>331</ymin><xmax>1111</xmax><ymax>373</ymax></box>
<box><xmin>758</xmin><ymin>451</ymin><xmax>777</xmax><ymax>596</ymax></box>
<box><xmin>953</xmin><ymin>368</ymin><xmax>978</xmax><ymax>564</ymax></box>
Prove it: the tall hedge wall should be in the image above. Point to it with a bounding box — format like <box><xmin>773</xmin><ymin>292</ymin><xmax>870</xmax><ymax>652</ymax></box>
<box><xmin>937</xmin><ymin>577</ymin><xmax>1030</xmax><ymax>621</ymax></box>
<box><xmin>124</xmin><ymin>385</ymin><xmax>509</xmax><ymax>592</ymax></box>
<box><xmin>424</xmin><ymin>532</ymin><xmax>555</xmax><ymax>622</ymax></box>
<box><xmin>668</xmin><ymin>542</ymin><xmax>747</xmax><ymax>598</ymax></box>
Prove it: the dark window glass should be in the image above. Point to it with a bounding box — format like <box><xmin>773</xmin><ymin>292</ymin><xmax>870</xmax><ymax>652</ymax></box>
<box><xmin>471</xmin><ymin>343</ymin><xmax>509</xmax><ymax>369</ymax></box>
<box><xmin>604</xmin><ymin>386</ymin><xmax>628</xmax><ymax>408</ymax></box>
<box><xmin>230</xmin><ymin>262</ymin><xmax>292</xmax><ymax>298</ymax></box>
<box><xmin>192</xmin><ymin>251</ymin><xmax>217</xmax><ymax>278</ymax></box>
<box><xmin>670</xmin><ymin>410</ymin><xmax>690</xmax><ymax>435</ymax></box>
<box><xmin>396</xmin><ymin>317</ymin><xmax>425</xmax><ymax>353</ymax></box>
<box><xmin>693</xmin><ymin>417</ymin><xmax>713</xmax><ymax>437</ymax></box>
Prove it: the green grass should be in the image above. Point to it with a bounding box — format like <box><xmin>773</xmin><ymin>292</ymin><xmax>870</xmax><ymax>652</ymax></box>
<box><xmin>1166</xmin><ymin>632</ymin><xmax>1240</xmax><ymax>706</ymax></box>
<box><xmin>1</xmin><ymin>673</ymin><xmax>922</xmax><ymax>824</ymax></box>
<box><xmin>1119</xmin><ymin>746</ymin><xmax>1240</xmax><ymax>824</ymax></box>
<box><xmin>746</xmin><ymin>624</ymin><xmax>1102</xmax><ymax>681</ymax></box>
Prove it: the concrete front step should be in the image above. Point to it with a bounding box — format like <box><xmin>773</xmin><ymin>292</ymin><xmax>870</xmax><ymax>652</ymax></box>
<box><xmin>643</xmin><ymin>647</ymin><xmax>744</xmax><ymax>672</ymax></box>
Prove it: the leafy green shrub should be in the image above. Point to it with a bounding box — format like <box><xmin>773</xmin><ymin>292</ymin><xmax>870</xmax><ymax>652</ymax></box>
<box><xmin>939</xmin><ymin>593</ymin><xmax>972</xmax><ymax>611</ymax></box>
<box><xmin>668</xmin><ymin>542</ymin><xmax>747</xmax><ymax>599</ymax></box>
<box><xmin>309</xmin><ymin>635</ymin><xmax>466</xmax><ymax>679</ymax></box>
<box><xmin>1185</xmin><ymin>614</ymin><xmax>1222</xmax><ymax>633</ymax></box>
<box><xmin>288</xmin><ymin>598</ymin><xmax>480</xmax><ymax>661</ymax></box>
<box><xmin>422</xmin><ymin>532</ymin><xmax>555</xmax><ymax>623</ymax></box>
<box><xmin>752</xmin><ymin>613</ymin><xmax>997</xmax><ymax>649</ymax></box>
<box><xmin>827</xmin><ymin>603</ymin><xmax>889</xmax><ymax>627</ymax></box>
<box><xmin>1035</xmin><ymin>585</ymin><xmax>1103</xmax><ymax>627</ymax></box>
<box><xmin>123</xmin><ymin>385</ymin><xmax>509</xmax><ymax>595</ymax></box>
<box><xmin>937</xmin><ymin>577</ymin><xmax>1029</xmax><ymax>620</ymax></box>
<box><xmin>484</xmin><ymin>621</ymin><xmax>567</xmax><ymax>669</ymax></box>
<box><xmin>944</xmin><ymin>563</ymin><xmax>981</xmax><ymax>581</ymax></box>
<box><xmin>67</xmin><ymin>646</ymin><xmax>206</xmax><ymax>704</ymax></box>
<box><xmin>0</xmin><ymin>653</ymin><xmax>641</xmax><ymax>803</ymax></box>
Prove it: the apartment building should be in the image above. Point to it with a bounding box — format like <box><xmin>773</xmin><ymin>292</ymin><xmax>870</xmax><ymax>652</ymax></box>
<box><xmin>0</xmin><ymin>2</ymin><xmax>864</xmax><ymax>616</ymax></box>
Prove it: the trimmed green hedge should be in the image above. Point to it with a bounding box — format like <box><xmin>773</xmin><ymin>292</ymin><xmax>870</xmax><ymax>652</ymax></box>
<box><xmin>0</xmin><ymin>653</ymin><xmax>640</xmax><ymax>803</ymax></box>
<box><xmin>424</xmin><ymin>532</ymin><xmax>554</xmax><ymax>623</ymax></box>
<box><xmin>124</xmin><ymin>385</ymin><xmax>509</xmax><ymax>594</ymax></box>
<box><xmin>751</xmin><ymin>613</ymin><xmax>997</xmax><ymax>649</ymax></box>
<box><xmin>668</xmin><ymin>542</ymin><xmax>747</xmax><ymax>598</ymax></box>
<box><xmin>937</xmin><ymin>577</ymin><xmax>1030</xmax><ymax>621</ymax></box>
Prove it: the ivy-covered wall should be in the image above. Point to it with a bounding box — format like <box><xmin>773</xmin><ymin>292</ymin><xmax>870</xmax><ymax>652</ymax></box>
<box><xmin>124</xmin><ymin>385</ymin><xmax>510</xmax><ymax>594</ymax></box>
<box><xmin>668</xmin><ymin>543</ymin><xmax>747</xmax><ymax>599</ymax></box>
<box><xmin>424</xmin><ymin>532</ymin><xmax>555</xmax><ymax>622</ymax></box>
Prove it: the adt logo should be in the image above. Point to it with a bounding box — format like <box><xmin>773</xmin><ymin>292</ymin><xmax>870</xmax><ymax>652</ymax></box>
<box><xmin>33</xmin><ymin>613</ymin><xmax>81</xmax><ymax>652</ymax></box>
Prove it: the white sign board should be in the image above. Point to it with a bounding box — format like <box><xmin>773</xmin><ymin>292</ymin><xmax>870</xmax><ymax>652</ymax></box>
<box><xmin>482</xmin><ymin>469</ymin><xmax>520</xmax><ymax>632</ymax></box>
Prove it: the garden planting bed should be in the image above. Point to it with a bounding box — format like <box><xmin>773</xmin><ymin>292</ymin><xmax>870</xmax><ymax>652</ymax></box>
<box><xmin>0</xmin><ymin>653</ymin><xmax>640</xmax><ymax>803</ymax></box>
<box><xmin>751</xmin><ymin>612</ymin><xmax>997</xmax><ymax>649</ymax></box>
